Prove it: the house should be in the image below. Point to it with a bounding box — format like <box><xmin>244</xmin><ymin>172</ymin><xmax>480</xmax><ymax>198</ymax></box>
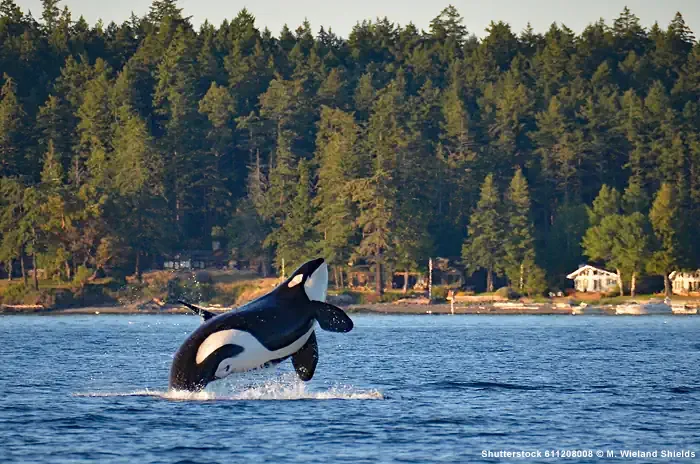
<box><xmin>566</xmin><ymin>265</ymin><xmax>618</xmax><ymax>293</ymax></box>
<box><xmin>669</xmin><ymin>270</ymin><xmax>700</xmax><ymax>295</ymax></box>
<box><xmin>163</xmin><ymin>249</ymin><xmax>228</xmax><ymax>270</ymax></box>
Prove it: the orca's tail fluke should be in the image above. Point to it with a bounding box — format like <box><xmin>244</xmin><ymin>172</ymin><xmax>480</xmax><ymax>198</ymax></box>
<box><xmin>309</xmin><ymin>301</ymin><xmax>354</xmax><ymax>332</ymax></box>
<box><xmin>177</xmin><ymin>300</ymin><xmax>217</xmax><ymax>321</ymax></box>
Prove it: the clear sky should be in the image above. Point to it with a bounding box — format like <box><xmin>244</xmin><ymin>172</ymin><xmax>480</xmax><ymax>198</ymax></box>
<box><xmin>17</xmin><ymin>0</ymin><xmax>700</xmax><ymax>39</ymax></box>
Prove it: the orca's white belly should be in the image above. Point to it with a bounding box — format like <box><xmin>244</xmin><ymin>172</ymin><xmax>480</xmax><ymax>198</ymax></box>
<box><xmin>196</xmin><ymin>326</ymin><xmax>315</xmax><ymax>379</ymax></box>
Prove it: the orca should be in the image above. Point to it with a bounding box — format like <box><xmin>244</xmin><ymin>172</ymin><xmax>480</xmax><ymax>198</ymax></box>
<box><xmin>169</xmin><ymin>258</ymin><xmax>354</xmax><ymax>392</ymax></box>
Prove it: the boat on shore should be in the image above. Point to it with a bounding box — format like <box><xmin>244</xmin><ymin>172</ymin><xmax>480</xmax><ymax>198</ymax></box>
<box><xmin>671</xmin><ymin>304</ymin><xmax>698</xmax><ymax>315</ymax></box>
<box><xmin>616</xmin><ymin>300</ymin><xmax>673</xmax><ymax>315</ymax></box>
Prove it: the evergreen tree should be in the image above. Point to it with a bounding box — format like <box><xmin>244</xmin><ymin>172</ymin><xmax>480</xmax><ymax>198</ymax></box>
<box><xmin>314</xmin><ymin>107</ymin><xmax>360</xmax><ymax>287</ymax></box>
<box><xmin>462</xmin><ymin>174</ymin><xmax>504</xmax><ymax>292</ymax></box>
<box><xmin>582</xmin><ymin>185</ymin><xmax>624</xmax><ymax>294</ymax></box>
<box><xmin>0</xmin><ymin>76</ymin><xmax>27</xmax><ymax>177</ymax></box>
<box><xmin>504</xmin><ymin>168</ymin><xmax>536</xmax><ymax>291</ymax></box>
<box><xmin>0</xmin><ymin>2</ymin><xmax>698</xmax><ymax>293</ymax></box>
<box><xmin>271</xmin><ymin>160</ymin><xmax>318</xmax><ymax>270</ymax></box>
<box><xmin>647</xmin><ymin>183</ymin><xmax>680</xmax><ymax>296</ymax></box>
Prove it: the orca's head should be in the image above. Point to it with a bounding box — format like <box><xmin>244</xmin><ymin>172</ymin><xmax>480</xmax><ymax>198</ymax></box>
<box><xmin>169</xmin><ymin>338</ymin><xmax>244</xmax><ymax>392</ymax></box>
<box><xmin>281</xmin><ymin>258</ymin><xmax>328</xmax><ymax>302</ymax></box>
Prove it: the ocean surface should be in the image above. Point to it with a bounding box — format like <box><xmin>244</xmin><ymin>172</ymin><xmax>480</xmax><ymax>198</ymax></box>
<box><xmin>1</xmin><ymin>314</ymin><xmax>699</xmax><ymax>463</ymax></box>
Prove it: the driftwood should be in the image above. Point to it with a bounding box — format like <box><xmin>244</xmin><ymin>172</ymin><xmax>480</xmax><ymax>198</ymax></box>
<box><xmin>0</xmin><ymin>304</ymin><xmax>45</xmax><ymax>313</ymax></box>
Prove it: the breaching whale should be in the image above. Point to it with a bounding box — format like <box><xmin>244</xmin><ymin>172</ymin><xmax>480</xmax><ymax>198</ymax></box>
<box><xmin>169</xmin><ymin>258</ymin><xmax>354</xmax><ymax>391</ymax></box>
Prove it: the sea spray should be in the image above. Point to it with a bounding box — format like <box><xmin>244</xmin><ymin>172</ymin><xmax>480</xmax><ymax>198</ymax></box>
<box><xmin>73</xmin><ymin>373</ymin><xmax>383</xmax><ymax>401</ymax></box>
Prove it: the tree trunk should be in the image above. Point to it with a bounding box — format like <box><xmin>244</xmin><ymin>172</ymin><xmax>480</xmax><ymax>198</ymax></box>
<box><xmin>20</xmin><ymin>253</ymin><xmax>27</xmax><ymax>286</ymax></box>
<box><xmin>339</xmin><ymin>267</ymin><xmax>344</xmax><ymax>289</ymax></box>
<box><xmin>616</xmin><ymin>268</ymin><xmax>624</xmax><ymax>296</ymax></box>
<box><xmin>135</xmin><ymin>252</ymin><xmax>141</xmax><ymax>281</ymax></box>
<box><xmin>487</xmin><ymin>268</ymin><xmax>494</xmax><ymax>293</ymax></box>
<box><xmin>630</xmin><ymin>272</ymin><xmax>636</xmax><ymax>298</ymax></box>
<box><xmin>375</xmin><ymin>260</ymin><xmax>383</xmax><ymax>296</ymax></box>
<box><xmin>65</xmin><ymin>261</ymin><xmax>71</xmax><ymax>280</ymax></box>
<box><xmin>7</xmin><ymin>259</ymin><xmax>12</xmax><ymax>281</ymax></box>
<box><xmin>403</xmin><ymin>270</ymin><xmax>409</xmax><ymax>293</ymax></box>
<box><xmin>663</xmin><ymin>274</ymin><xmax>671</xmax><ymax>297</ymax></box>
<box><xmin>519</xmin><ymin>262</ymin><xmax>524</xmax><ymax>291</ymax></box>
<box><xmin>32</xmin><ymin>253</ymin><xmax>39</xmax><ymax>291</ymax></box>
<box><xmin>261</xmin><ymin>255</ymin><xmax>269</xmax><ymax>277</ymax></box>
<box><xmin>333</xmin><ymin>266</ymin><xmax>339</xmax><ymax>289</ymax></box>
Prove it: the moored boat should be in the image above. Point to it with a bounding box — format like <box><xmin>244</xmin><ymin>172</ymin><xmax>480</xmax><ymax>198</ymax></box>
<box><xmin>616</xmin><ymin>300</ymin><xmax>673</xmax><ymax>315</ymax></box>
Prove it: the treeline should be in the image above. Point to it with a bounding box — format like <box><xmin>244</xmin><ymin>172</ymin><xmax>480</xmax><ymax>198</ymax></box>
<box><xmin>0</xmin><ymin>0</ymin><xmax>699</xmax><ymax>295</ymax></box>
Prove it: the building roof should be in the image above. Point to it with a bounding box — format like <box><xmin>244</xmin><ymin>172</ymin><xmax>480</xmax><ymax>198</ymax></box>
<box><xmin>669</xmin><ymin>270</ymin><xmax>700</xmax><ymax>280</ymax></box>
<box><xmin>566</xmin><ymin>265</ymin><xmax>617</xmax><ymax>280</ymax></box>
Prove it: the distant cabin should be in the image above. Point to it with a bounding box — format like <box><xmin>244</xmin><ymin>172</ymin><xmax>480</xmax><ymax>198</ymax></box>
<box><xmin>566</xmin><ymin>265</ymin><xmax>618</xmax><ymax>293</ymax></box>
<box><xmin>163</xmin><ymin>249</ymin><xmax>228</xmax><ymax>270</ymax></box>
<box><xmin>669</xmin><ymin>270</ymin><xmax>700</xmax><ymax>295</ymax></box>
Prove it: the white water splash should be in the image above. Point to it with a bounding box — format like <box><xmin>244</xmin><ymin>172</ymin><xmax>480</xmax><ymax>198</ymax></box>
<box><xmin>74</xmin><ymin>375</ymin><xmax>383</xmax><ymax>401</ymax></box>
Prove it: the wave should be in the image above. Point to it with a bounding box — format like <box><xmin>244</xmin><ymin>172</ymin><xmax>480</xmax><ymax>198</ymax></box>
<box><xmin>669</xmin><ymin>386</ymin><xmax>700</xmax><ymax>394</ymax></box>
<box><xmin>427</xmin><ymin>380</ymin><xmax>546</xmax><ymax>391</ymax></box>
<box><xmin>74</xmin><ymin>377</ymin><xmax>384</xmax><ymax>401</ymax></box>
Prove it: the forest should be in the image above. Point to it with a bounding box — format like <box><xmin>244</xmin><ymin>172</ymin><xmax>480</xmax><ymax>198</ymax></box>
<box><xmin>0</xmin><ymin>0</ymin><xmax>699</xmax><ymax>297</ymax></box>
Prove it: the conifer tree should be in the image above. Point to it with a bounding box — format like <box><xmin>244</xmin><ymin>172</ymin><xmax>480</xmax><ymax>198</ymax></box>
<box><xmin>271</xmin><ymin>160</ymin><xmax>318</xmax><ymax>271</ymax></box>
<box><xmin>0</xmin><ymin>76</ymin><xmax>27</xmax><ymax>177</ymax></box>
<box><xmin>504</xmin><ymin>168</ymin><xmax>536</xmax><ymax>291</ymax></box>
<box><xmin>582</xmin><ymin>185</ymin><xmax>624</xmax><ymax>294</ymax></box>
<box><xmin>647</xmin><ymin>183</ymin><xmax>680</xmax><ymax>296</ymax></box>
<box><xmin>314</xmin><ymin>107</ymin><xmax>360</xmax><ymax>287</ymax></box>
<box><xmin>353</xmin><ymin>79</ymin><xmax>406</xmax><ymax>295</ymax></box>
<box><xmin>462</xmin><ymin>174</ymin><xmax>504</xmax><ymax>292</ymax></box>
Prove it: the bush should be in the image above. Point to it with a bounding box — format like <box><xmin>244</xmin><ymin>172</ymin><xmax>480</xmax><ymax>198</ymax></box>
<box><xmin>0</xmin><ymin>283</ymin><xmax>30</xmax><ymax>305</ymax></box>
<box><xmin>194</xmin><ymin>270</ymin><xmax>213</xmax><ymax>284</ymax></box>
<box><xmin>524</xmin><ymin>265</ymin><xmax>548</xmax><ymax>296</ymax></box>
<box><xmin>166</xmin><ymin>276</ymin><xmax>215</xmax><ymax>303</ymax></box>
<box><xmin>72</xmin><ymin>265</ymin><xmax>92</xmax><ymax>291</ymax></box>
<box><xmin>602</xmin><ymin>285</ymin><xmax>621</xmax><ymax>297</ymax></box>
<box><xmin>431</xmin><ymin>286</ymin><xmax>449</xmax><ymax>302</ymax></box>
<box><xmin>495</xmin><ymin>286</ymin><xmax>521</xmax><ymax>300</ymax></box>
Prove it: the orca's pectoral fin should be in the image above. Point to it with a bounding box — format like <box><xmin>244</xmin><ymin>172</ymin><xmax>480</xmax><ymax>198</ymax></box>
<box><xmin>310</xmin><ymin>301</ymin><xmax>354</xmax><ymax>333</ymax></box>
<box><xmin>292</xmin><ymin>331</ymin><xmax>318</xmax><ymax>381</ymax></box>
<box><xmin>178</xmin><ymin>300</ymin><xmax>217</xmax><ymax>321</ymax></box>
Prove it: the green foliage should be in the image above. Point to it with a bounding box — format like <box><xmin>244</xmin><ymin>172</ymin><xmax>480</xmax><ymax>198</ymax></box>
<box><xmin>523</xmin><ymin>261</ymin><xmax>548</xmax><ymax>296</ymax></box>
<box><xmin>0</xmin><ymin>2</ymin><xmax>698</xmax><ymax>298</ymax></box>
<box><xmin>583</xmin><ymin>184</ymin><xmax>652</xmax><ymax>296</ymax></box>
<box><xmin>647</xmin><ymin>183</ymin><xmax>681</xmax><ymax>295</ymax></box>
<box><xmin>495</xmin><ymin>286</ymin><xmax>520</xmax><ymax>300</ymax></box>
<box><xmin>72</xmin><ymin>265</ymin><xmax>92</xmax><ymax>291</ymax></box>
<box><xmin>462</xmin><ymin>174</ymin><xmax>504</xmax><ymax>292</ymax></box>
<box><xmin>430</xmin><ymin>285</ymin><xmax>450</xmax><ymax>302</ymax></box>
<box><xmin>0</xmin><ymin>283</ymin><xmax>30</xmax><ymax>304</ymax></box>
<box><xmin>504</xmin><ymin>168</ymin><xmax>536</xmax><ymax>290</ymax></box>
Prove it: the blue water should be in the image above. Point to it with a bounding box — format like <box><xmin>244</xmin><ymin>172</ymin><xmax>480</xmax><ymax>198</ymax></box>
<box><xmin>1</xmin><ymin>314</ymin><xmax>699</xmax><ymax>463</ymax></box>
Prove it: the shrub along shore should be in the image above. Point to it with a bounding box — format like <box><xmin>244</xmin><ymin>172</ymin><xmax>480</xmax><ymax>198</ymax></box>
<box><xmin>1</xmin><ymin>269</ymin><xmax>698</xmax><ymax>315</ymax></box>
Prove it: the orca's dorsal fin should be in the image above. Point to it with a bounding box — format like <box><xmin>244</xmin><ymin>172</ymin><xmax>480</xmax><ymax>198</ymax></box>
<box><xmin>178</xmin><ymin>300</ymin><xmax>217</xmax><ymax>321</ymax></box>
<box><xmin>309</xmin><ymin>301</ymin><xmax>354</xmax><ymax>333</ymax></box>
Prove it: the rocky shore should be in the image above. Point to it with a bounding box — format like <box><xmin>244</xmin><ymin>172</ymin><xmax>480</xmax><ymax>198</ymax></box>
<box><xmin>2</xmin><ymin>299</ymin><xmax>698</xmax><ymax>316</ymax></box>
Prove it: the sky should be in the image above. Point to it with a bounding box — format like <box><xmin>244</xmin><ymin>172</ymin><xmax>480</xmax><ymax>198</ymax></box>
<box><xmin>17</xmin><ymin>0</ymin><xmax>700</xmax><ymax>39</ymax></box>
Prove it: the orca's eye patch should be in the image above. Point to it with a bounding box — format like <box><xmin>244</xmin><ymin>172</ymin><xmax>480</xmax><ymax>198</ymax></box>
<box><xmin>203</xmin><ymin>343</ymin><xmax>245</xmax><ymax>380</ymax></box>
<box><xmin>288</xmin><ymin>273</ymin><xmax>304</xmax><ymax>287</ymax></box>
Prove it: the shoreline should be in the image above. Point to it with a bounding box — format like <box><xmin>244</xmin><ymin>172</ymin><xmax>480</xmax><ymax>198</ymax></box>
<box><xmin>2</xmin><ymin>301</ymin><xmax>696</xmax><ymax>316</ymax></box>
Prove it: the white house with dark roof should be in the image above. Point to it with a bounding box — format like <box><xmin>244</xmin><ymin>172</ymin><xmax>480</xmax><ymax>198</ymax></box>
<box><xmin>669</xmin><ymin>270</ymin><xmax>700</xmax><ymax>295</ymax></box>
<box><xmin>567</xmin><ymin>265</ymin><xmax>618</xmax><ymax>293</ymax></box>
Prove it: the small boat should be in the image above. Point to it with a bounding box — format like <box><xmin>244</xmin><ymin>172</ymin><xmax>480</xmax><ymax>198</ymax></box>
<box><xmin>671</xmin><ymin>304</ymin><xmax>698</xmax><ymax>315</ymax></box>
<box><xmin>572</xmin><ymin>303</ymin><xmax>608</xmax><ymax>315</ymax></box>
<box><xmin>616</xmin><ymin>300</ymin><xmax>673</xmax><ymax>315</ymax></box>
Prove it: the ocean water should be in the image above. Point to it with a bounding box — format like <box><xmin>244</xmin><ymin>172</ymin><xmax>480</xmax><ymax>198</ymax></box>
<box><xmin>1</xmin><ymin>314</ymin><xmax>699</xmax><ymax>463</ymax></box>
